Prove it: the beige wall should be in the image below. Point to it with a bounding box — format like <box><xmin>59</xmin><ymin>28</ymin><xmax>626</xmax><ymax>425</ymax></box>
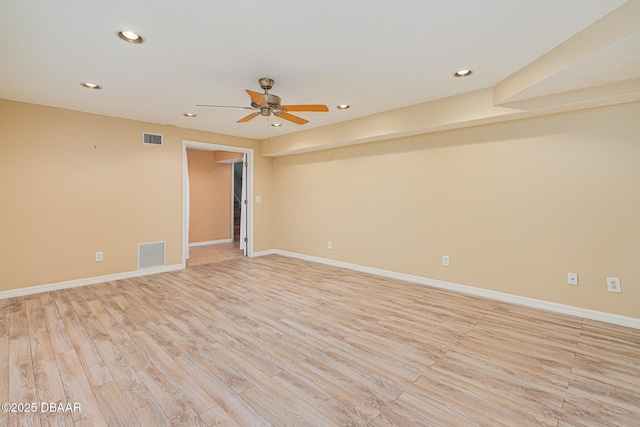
<box><xmin>273</xmin><ymin>102</ymin><xmax>640</xmax><ymax>318</ymax></box>
<box><xmin>187</xmin><ymin>149</ymin><xmax>232</xmax><ymax>243</ymax></box>
<box><xmin>2</xmin><ymin>97</ymin><xmax>638</xmax><ymax>320</ymax></box>
<box><xmin>0</xmin><ymin>99</ymin><xmax>273</xmax><ymax>291</ymax></box>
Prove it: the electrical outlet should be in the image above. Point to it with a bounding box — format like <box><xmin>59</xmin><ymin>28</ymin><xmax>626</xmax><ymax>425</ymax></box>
<box><xmin>327</xmin><ymin>241</ymin><xmax>332</xmax><ymax>250</ymax></box>
<box><xmin>95</xmin><ymin>251</ymin><xmax>103</xmax><ymax>262</ymax></box>
<box><xmin>568</xmin><ymin>272</ymin><xmax>578</xmax><ymax>286</ymax></box>
<box><xmin>442</xmin><ymin>255</ymin><xmax>450</xmax><ymax>267</ymax></box>
<box><xmin>607</xmin><ymin>277</ymin><xmax>621</xmax><ymax>293</ymax></box>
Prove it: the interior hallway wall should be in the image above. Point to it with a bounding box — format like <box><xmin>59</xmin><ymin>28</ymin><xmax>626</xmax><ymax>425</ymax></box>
<box><xmin>187</xmin><ymin>149</ymin><xmax>232</xmax><ymax>243</ymax></box>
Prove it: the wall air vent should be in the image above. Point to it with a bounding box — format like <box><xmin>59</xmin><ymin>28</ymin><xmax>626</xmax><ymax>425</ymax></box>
<box><xmin>142</xmin><ymin>132</ymin><xmax>163</xmax><ymax>146</ymax></box>
<box><xmin>138</xmin><ymin>241</ymin><xmax>166</xmax><ymax>269</ymax></box>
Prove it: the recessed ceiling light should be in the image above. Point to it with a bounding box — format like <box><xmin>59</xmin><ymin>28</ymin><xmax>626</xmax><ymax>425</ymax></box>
<box><xmin>453</xmin><ymin>69</ymin><xmax>473</xmax><ymax>77</ymax></box>
<box><xmin>271</xmin><ymin>123</ymin><xmax>282</xmax><ymax>127</ymax></box>
<box><xmin>80</xmin><ymin>82</ymin><xmax>102</xmax><ymax>89</ymax></box>
<box><xmin>183</xmin><ymin>113</ymin><xmax>197</xmax><ymax>117</ymax></box>
<box><xmin>116</xmin><ymin>30</ymin><xmax>145</xmax><ymax>44</ymax></box>
<box><xmin>337</xmin><ymin>104</ymin><xmax>350</xmax><ymax>110</ymax></box>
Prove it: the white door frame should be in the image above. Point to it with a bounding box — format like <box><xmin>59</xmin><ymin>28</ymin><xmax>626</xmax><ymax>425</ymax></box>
<box><xmin>182</xmin><ymin>140</ymin><xmax>254</xmax><ymax>267</ymax></box>
<box><xmin>230</xmin><ymin>165</ymin><xmax>236</xmax><ymax>240</ymax></box>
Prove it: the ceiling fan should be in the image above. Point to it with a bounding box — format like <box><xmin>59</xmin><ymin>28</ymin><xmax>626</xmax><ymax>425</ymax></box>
<box><xmin>197</xmin><ymin>78</ymin><xmax>329</xmax><ymax>125</ymax></box>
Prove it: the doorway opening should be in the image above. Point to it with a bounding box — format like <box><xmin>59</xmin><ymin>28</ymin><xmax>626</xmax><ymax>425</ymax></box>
<box><xmin>182</xmin><ymin>140</ymin><xmax>254</xmax><ymax>268</ymax></box>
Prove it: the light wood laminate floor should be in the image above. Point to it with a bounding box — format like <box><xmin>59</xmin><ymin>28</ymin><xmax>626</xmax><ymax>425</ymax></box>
<box><xmin>1</xmin><ymin>255</ymin><xmax>639</xmax><ymax>426</ymax></box>
<box><xmin>186</xmin><ymin>242</ymin><xmax>244</xmax><ymax>267</ymax></box>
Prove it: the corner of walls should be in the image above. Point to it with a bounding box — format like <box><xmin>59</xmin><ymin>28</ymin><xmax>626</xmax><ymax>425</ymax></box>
<box><xmin>252</xmin><ymin>144</ymin><xmax>275</xmax><ymax>252</ymax></box>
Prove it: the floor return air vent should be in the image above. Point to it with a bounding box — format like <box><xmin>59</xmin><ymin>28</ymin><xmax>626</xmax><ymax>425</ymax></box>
<box><xmin>138</xmin><ymin>241</ymin><xmax>166</xmax><ymax>269</ymax></box>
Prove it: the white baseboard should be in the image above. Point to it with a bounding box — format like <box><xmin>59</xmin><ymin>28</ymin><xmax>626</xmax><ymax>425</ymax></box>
<box><xmin>0</xmin><ymin>264</ymin><xmax>183</xmax><ymax>300</ymax></box>
<box><xmin>252</xmin><ymin>249</ymin><xmax>278</xmax><ymax>257</ymax></box>
<box><xmin>189</xmin><ymin>238</ymin><xmax>233</xmax><ymax>247</ymax></box>
<box><xmin>5</xmin><ymin>249</ymin><xmax>637</xmax><ymax>330</ymax></box>
<box><xmin>270</xmin><ymin>250</ymin><xmax>640</xmax><ymax>330</ymax></box>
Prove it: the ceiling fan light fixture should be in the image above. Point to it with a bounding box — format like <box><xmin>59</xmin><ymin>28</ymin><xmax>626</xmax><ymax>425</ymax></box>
<box><xmin>271</xmin><ymin>123</ymin><xmax>282</xmax><ymax>127</ymax></box>
<box><xmin>202</xmin><ymin>78</ymin><xmax>328</xmax><ymax>127</ymax></box>
<box><xmin>453</xmin><ymin>69</ymin><xmax>473</xmax><ymax>77</ymax></box>
<box><xmin>80</xmin><ymin>82</ymin><xmax>102</xmax><ymax>89</ymax></box>
<box><xmin>337</xmin><ymin>104</ymin><xmax>350</xmax><ymax>110</ymax></box>
<box><xmin>116</xmin><ymin>30</ymin><xmax>146</xmax><ymax>44</ymax></box>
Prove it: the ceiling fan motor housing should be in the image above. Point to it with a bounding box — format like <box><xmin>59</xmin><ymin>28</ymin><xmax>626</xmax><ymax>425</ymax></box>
<box><xmin>266</xmin><ymin>94</ymin><xmax>282</xmax><ymax>111</ymax></box>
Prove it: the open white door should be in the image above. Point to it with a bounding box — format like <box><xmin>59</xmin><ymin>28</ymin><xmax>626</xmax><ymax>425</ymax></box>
<box><xmin>239</xmin><ymin>154</ymin><xmax>248</xmax><ymax>256</ymax></box>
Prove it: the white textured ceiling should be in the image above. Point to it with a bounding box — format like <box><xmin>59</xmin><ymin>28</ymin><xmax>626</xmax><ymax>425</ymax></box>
<box><xmin>0</xmin><ymin>0</ymin><xmax>629</xmax><ymax>140</ymax></box>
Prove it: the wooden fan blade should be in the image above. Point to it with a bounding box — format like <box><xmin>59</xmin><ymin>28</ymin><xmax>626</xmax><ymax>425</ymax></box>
<box><xmin>245</xmin><ymin>90</ymin><xmax>269</xmax><ymax>106</ymax></box>
<box><xmin>283</xmin><ymin>104</ymin><xmax>329</xmax><ymax>112</ymax></box>
<box><xmin>278</xmin><ymin>112</ymin><xmax>309</xmax><ymax>125</ymax></box>
<box><xmin>237</xmin><ymin>112</ymin><xmax>260</xmax><ymax>123</ymax></box>
<box><xmin>196</xmin><ymin>104</ymin><xmax>253</xmax><ymax>109</ymax></box>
